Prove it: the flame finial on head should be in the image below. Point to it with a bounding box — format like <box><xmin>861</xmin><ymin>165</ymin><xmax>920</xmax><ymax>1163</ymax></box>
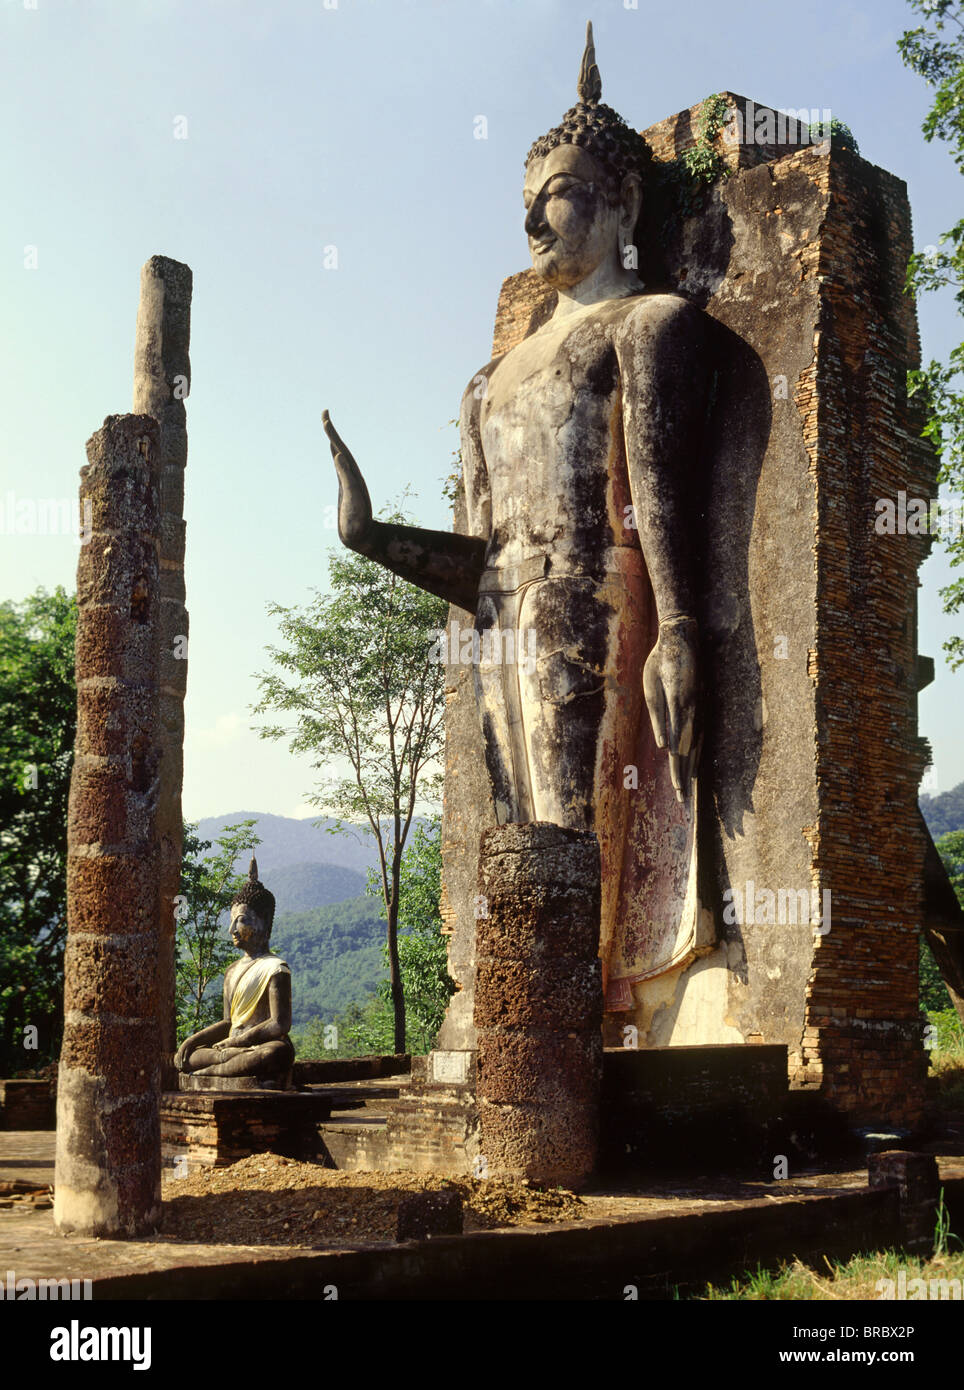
<box><xmin>577</xmin><ymin>21</ymin><xmax>602</xmax><ymax>105</ymax></box>
<box><xmin>524</xmin><ymin>22</ymin><xmax>655</xmax><ymax>207</ymax></box>
<box><xmin>231</xmin><ymin>854</ymin><xmax>276</xmax><ymax>935</ymax></box>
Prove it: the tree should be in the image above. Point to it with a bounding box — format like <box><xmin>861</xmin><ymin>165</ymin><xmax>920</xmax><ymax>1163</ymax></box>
<box><xmin>899</xmin><ymin>0</ymin><xmax>964</xmax><ymax>667</ymax></box>
<box><xmin>253</xmin><ymin>527</ymin><xmax>448</xmax><ymax>1052</ymax></box>
<box><xmin>0</xmin><ymin>586</ymin><xmax>76</xmax><ymax>1069</ymax></box>
<box><xmin>937</xmin><ymin>827</ymin><xmax>964</xmax><ymax>907</ymax></box>
<box><xmin>175</xmin><ymin>820</ymin><xmax>261</xmax><ymax>1042</ymax></box>
<box><xmin>382</xmin><ymin>816</ymin><xmax>454</xmax><ymax>1052</ymax></box>
<box><xmin>920</xmin><ymin>778</ymin><xmax>964</xmax><ymax>836</ymax></box>
<box><xmin>332</xmin><ymin>995</ymin><xmax>396</xmax><ymax>1058</ymax></box>
<box><xmin>921</xmin><ymin>828</ymin><xmax>964</xmax><ymax>1011</ymax></box>
<box><xmin>340</xmin><ymin>816</ymin><xmax>455</xmax><ymax>1055</ymax></box>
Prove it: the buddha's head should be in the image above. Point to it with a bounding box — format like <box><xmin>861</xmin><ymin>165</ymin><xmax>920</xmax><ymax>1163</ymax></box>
<box><xmin>524</xmin><ymin>23</ymin><xmax>658</xmax><ymax>290</ymax></box>
<box><xmin>229</xmin><ymin>857</ymin><xmax>276</xmax><ymax>954</ymax></box>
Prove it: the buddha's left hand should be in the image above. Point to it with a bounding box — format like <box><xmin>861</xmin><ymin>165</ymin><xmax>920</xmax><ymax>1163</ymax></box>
<box><xmin>643</xmin><ymin>616</ymin><xmax>700</xmax><ymax>801</ymax></box>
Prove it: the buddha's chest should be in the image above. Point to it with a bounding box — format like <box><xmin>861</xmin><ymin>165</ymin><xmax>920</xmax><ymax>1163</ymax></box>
<box><xmin>480</xmin><ymin>318</ymin><xmax>624</xmax><ymax>501</ymax></box>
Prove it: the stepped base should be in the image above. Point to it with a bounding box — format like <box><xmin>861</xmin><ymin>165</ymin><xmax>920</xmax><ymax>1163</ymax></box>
<box><xmin>320</xmin><ymin>1053</ymin><xmax>479</xmax><ymax>1176</ymax></box>
<box><xmin>177</xmin><ymin>1071</ymin><xmax>292</xmax><ymax>1092</ymax></box>
<box><xmin>321</xmin><ymin>1045</ymin><xmax>796</xmax><ymax>1180</ymax></box>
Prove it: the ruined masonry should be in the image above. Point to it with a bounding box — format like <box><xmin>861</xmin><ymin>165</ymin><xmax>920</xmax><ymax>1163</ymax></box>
<box><xmin>55</xmin><ymin>256</ymin><xmax>192</xmax><ymax>1237</ymax></box>
<box><xmin>475</xmin><ymin>824</ymin><xmax>602</xmax><ymax>1188</ymax></box>
<box><xmin>132</xmin><ymin>256</ymin><xmax>192</xmax><ymax>1083</ymax></box>
<box><xmin>55</xmin><ymin>415</ymin><xmax>164</xmax><ymax>1237</ymax></box>
<box><xmin>439</xmin><ymin>94</ymin><xmax>937</xmax><ymax>1131</ymax></box>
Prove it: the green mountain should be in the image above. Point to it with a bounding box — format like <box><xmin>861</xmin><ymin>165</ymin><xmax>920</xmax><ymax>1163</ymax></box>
<box><xmin>197</xmin><ymin>810</ymin><xmax>383</xmax><ymax>874</ymax></box>
<box><xmin>267</xmin><ymin>862</ymin><xmax>367</xmax><ymax>912</ymax></box>
<box><xmin>271</xmin><ymin>895</ymin><xmax>387</xmax><ymax>1029</ymax></box>
<box><xmin>921</xmin><ymin>781</ymin><xmax>964</xmax><ymax>840</ymax></box>
<box><xmin>195</xmin><ymin>811</ymin><xmax>425</xmax><ymax>914</ymax></box>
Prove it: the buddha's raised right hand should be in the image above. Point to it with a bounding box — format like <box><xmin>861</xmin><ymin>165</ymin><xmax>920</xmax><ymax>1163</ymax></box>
<box><xmin>322</xmin><ymin>410</ymin><xmax>374</xmax><ymax>552</ymax></box>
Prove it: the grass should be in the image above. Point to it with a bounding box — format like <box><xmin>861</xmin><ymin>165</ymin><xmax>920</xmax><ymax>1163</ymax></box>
<box><xmin>692</xmin><ymin>1030</ymin><xmax>964</xmax><ymax>1301</ymax></box>
<box><xmin>927</xmin><ymin>1007</ymin><xmax>964</xmax><ymax>1056</ymax></box>
<box><xmin>928</xmin><ymin>1046</ymin><xmax>964</xmax><ymax>1112</ymax></box>
<box><xmin>693</xmin><ymin>1249</ymin><xmax>964</xmax><ymax>1300</ymax></box>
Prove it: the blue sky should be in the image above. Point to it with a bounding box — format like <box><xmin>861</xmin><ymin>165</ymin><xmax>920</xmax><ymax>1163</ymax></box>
<box><xmin>1</xmin><ymin>0</ymin><xmax>961</xmax><ymax>819</ymax></box>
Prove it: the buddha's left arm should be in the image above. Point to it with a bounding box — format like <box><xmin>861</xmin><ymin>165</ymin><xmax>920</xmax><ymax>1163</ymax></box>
<box><xmin>616</xmin><ymin>296</ymin><xmax>711</xmax><ymax>797</ymax></box>
<box><xmin>615</xmin><ymin>296</ymin><xmax>710</xmax><ymax>619</ymax></box>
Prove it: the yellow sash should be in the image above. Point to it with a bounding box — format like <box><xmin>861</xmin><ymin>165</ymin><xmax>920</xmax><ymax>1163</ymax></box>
<box><xmin>228</xmin><ymin>954</ymin><xmax>290</xmax><ymax>1031</ymax></box>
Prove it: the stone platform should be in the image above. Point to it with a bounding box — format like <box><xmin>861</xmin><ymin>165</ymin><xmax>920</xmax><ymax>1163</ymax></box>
<box><xmin>2</xmin><ymin>1133</ymin><xmax>963</xmax><ymax>1300</ymax></box>
<box><xmin>293</xmin><ymin>1055</ymin><xmax>410</xmax><ymax>1085</ymax></box>
<box><xmin>321</xmin><ymin>1053</ymin><xmax>478</xmax><ymax>1176</ymax></box>
<box><xmin>0</xmin><ymin>1080</ymin><xmax>54</xmax><ymax>1130</ymax></box>
<box><xmin>600</xmin><ymin>1044</ymin><xmax>790</xmax><ymax>1173</ymax></box>
<box><xmin>161</xmin><ymin>1090</ymin><xmax>340</xmax><ymax>1173</ymax></box>
<box><xmin>321</xmin><ymin>1044</ymin><xmax>808</xmax><ymax>1178</ymax></box>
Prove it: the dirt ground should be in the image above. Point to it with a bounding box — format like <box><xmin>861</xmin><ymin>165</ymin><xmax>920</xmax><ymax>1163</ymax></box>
<box><xmin>159</xmin><ymin>1152</ymin><xmax>587</xmax><ymax>1247</ymax></box>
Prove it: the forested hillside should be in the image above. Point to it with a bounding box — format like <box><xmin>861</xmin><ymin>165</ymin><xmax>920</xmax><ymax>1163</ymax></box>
<box><xmin>197</xmin><ymin>811</ymin><xmax>383</xmax><ymax>877</ymax></box>
<box><xmin>195</xmin><ymin>811</ymin><xmax>426</xmax><ymax>916</ymax></box>
<box><xmin>271</xmin><ymin>896</ymin><xmax>387</xmax><ymax>1029</ymax></box>
<box><xmin>921</xmin><ymin>781</ymin><xmax>964</xmax><ymax>839</ymax></box>
<box><xmin>266</xmin><ymin>862</ymin><xmax>367</xmax><ymax>912</ymax></box>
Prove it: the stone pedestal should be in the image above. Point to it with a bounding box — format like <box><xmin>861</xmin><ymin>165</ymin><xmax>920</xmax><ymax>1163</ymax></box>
<box><xmin>161</xmin><ymin>1091</ymin><xmax>334</xmax><ymax>1172</ymax></box>
<box><xmin>474</xmin><ymin>824</ymin><xmax>602</xmax><ymax>1189</ymax></box>
<box><xmin>178</xmin><ymin>1071</ymin><xmax>292</xmax><ymax>1093</ymax></box>
<box><xmin>868</xmin><ymin>1150</ymin><xmax>941</xmax><ymax>1256</ymax></box>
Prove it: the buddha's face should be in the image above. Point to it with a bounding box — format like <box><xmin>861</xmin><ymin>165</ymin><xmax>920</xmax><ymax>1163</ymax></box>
<box><xmin>524</xmin><ymin>145</ymin><xmax>625</xmax><ymax>289</ymax></box>
<box><xmin>229</xmin><ymin>902</ymin><xmax>268</xmax><ymax>953</ymax></box>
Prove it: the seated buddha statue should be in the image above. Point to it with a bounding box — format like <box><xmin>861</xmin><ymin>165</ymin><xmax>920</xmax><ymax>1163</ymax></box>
<box><xmin>174</xmin><ymin>858</ymin><xmax>294</xmax><ymax>1084</ymax></box>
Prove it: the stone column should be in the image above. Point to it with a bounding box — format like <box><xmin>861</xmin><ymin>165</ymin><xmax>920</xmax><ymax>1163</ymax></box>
<box><xmin>132</xmin><ymin>255</ymin><xmax>192</xmax><ymax>1076</ymax></box>
<box><xmin>55</xmin><ymin>414</ymin><xmax>163</xmax><ymax>1238</ymax></box>
<box><xmin>474</xmin><ymin>824</ymin><xmax>602</xmax><ymax>1189</ymax></box>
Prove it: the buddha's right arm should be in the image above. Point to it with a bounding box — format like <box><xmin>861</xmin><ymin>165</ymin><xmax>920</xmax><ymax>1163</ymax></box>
<box><xmin>323</xmin><ymin>387</ymin><xmax>491</xmax><ymax>615</ymax></box>
<box><xmin>184</xmin><ymin>1018</ymin><xmax>230</xmax><ymax>1049</ymax></box>
<box><xmin>353</xmin><ymin>520</ymin><xmax>486</xmax><ymax>615</ymax></box>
